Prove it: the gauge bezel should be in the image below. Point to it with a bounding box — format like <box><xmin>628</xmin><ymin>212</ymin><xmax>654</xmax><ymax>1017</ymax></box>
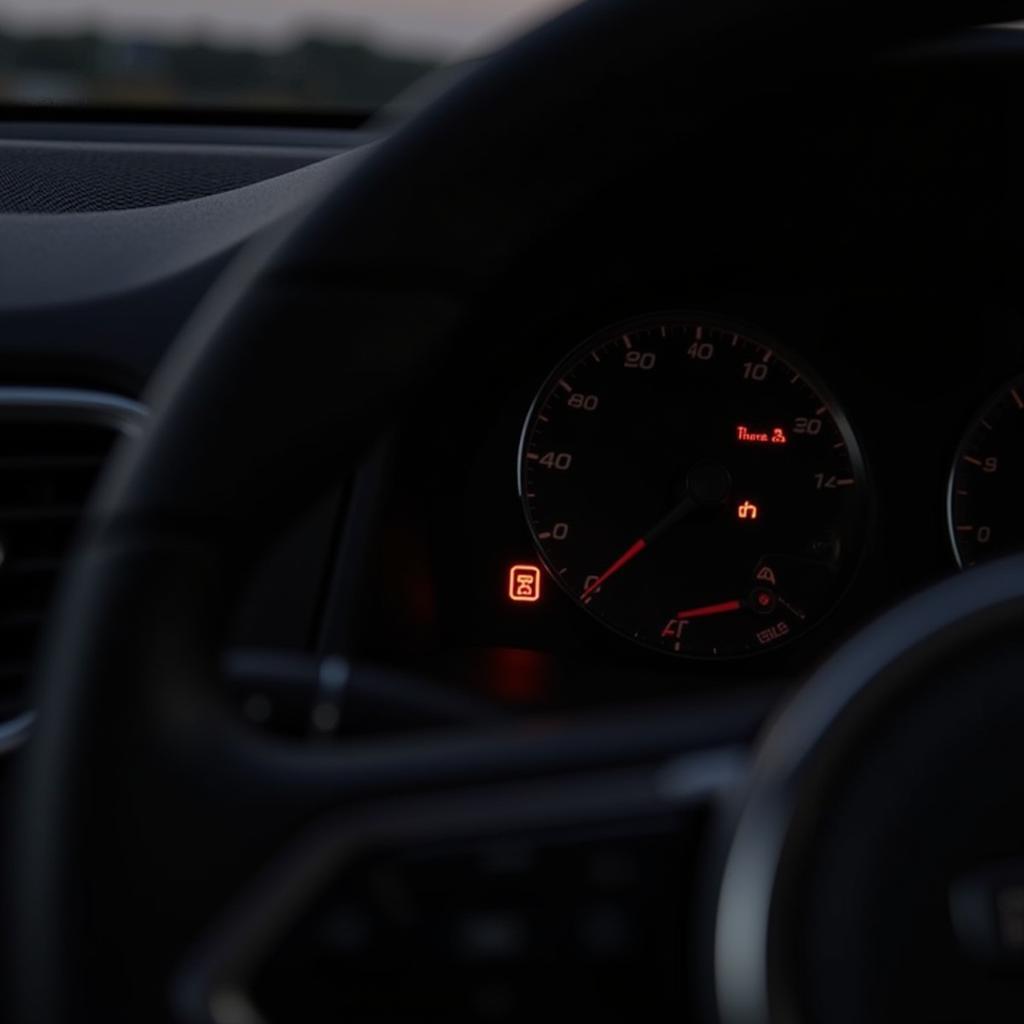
<box><xmin>946</xmin><ymin>372</ymin><xmax>1024</xmax><ymax>571</ymax></box>
<box><xmin>516</xmin><ymin>309</ymin><xmax>871</xmax><ymax>662</ymax></box>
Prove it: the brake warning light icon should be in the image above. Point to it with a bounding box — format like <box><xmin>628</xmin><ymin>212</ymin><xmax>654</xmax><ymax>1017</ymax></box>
<box><xmin>509</xmin><ymin>565</ymin><xmax>542</xmax><ymax>603</ymax></box>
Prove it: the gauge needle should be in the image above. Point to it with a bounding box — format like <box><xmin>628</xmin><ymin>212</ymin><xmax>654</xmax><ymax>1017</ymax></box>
<box><xmin>581</xmin><ymin>538</ymin><xmax>647</xmax><ymax>600</ymax></box>
<box><xmin>581</xmin><ymin>495</ymin><xmax>700</xmax><ymax>601</ymax></box>
<box><xmin>674</xmin><ymin>599</ymin><xmax>742</xmax><ymax>620</ymax></box>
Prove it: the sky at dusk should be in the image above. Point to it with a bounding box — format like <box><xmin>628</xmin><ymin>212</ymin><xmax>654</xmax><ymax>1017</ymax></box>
<box><xmin>0</xmin><ymin>0</ymin><xmax>578</xmax><ymax>55</ymax></box>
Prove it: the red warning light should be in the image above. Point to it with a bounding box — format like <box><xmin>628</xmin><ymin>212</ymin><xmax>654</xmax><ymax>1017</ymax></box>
<box><xmin>737</xmin><ymin>500</ymin><xmax>759</xmax><ymax>520</ymax></box>
<box><xmin>736</xmin><ymin>425</ymin><xmax>788</xmax><ymax>445</ymax></box>
<box><xmin>509</xmin><ymin>565</ymin><xmax>542</xmax><ymax>603</ymax></box>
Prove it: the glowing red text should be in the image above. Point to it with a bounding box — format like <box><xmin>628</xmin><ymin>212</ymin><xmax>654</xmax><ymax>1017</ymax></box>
<box><xmin>736</xmin><ymin>425</ymin><xmax>788</xmax><ymax>445</ymax></box>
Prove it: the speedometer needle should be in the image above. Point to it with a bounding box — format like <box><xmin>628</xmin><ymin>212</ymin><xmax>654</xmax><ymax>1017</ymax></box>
<box><xmin>580</xmin><ymin>494</ymin><xmax>700</xmax><ymax>601</ymax></box>
<box><xmin>674</xmin><ymin>599</ymin><xmax>742</xmax><ymax>620</ymax></box>
<box><xmin>581</xmin><ymin>538</ymin><xmax>647</xmax><ymax>600</ymax></box>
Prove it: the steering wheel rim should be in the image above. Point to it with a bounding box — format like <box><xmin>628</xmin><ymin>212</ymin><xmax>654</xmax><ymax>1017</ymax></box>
<box><xmin>714</xmin><ymin>554</ymin><xmax>1024</xmax><ymax>1023</ymax></box>
<box><xmin>10</xmin><ymin>2</ymin><xmax>1020</xmax><ymax>1022</ymax></box>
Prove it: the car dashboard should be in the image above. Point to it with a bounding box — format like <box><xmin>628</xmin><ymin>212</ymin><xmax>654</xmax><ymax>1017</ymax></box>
<box><xmin>0</xmin><ymin>27</ymin><xmax>1021</xmax><ymax>749</ymax></box>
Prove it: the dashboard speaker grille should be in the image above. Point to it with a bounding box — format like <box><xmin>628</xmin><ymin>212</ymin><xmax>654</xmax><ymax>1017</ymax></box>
<box><xmin>0</xmin><ymin>390</ymin><xmax>145</xmax><ymax>742</ymax></box>
<box><xmin>0</xmin><ymin>145</ymin><xmax>321</xmax><ymax>213</ymax></box>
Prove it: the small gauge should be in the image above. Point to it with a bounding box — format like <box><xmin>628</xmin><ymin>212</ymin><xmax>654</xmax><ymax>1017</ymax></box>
<box><xmin>948</xmin><ymin>375</ymin><xmax>1024</xmax><ymax>568</ymax></box>
<box><xmin>518</xmin><ymin>313</ymin><xmax>868</xmax><ymax>659</ymax></box>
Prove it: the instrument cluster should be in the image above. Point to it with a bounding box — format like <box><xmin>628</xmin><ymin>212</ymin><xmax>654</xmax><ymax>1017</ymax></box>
<box><xmin>354</xmin><ymin>298</ymin><xmax>1024</xmax><ymax>707</ymax></box>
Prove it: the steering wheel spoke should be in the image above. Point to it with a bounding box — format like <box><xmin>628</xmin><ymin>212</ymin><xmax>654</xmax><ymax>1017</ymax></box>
<box><xmin>175</xmin><ymin>730</ymin><xmax>746</xmax><ymax>1024</ymax></box>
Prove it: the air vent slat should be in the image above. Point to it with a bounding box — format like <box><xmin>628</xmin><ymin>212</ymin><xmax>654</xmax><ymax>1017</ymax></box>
<box><xmin>0</xmin><ymin>391</ymin><xmax>145</xmax><ymax>735</ymax></box>
<box><xmin>0</xmin><ymin>507</ymin><xmax>83</xmax><ymax>521</ymax></box>
<box><xmin>0</xmin><ymin>455</ymin><xmax>107</xmax><ymax>470</ymax></box>
<box><xmin>5</xmin><ymin>558</ymin><xmax>62</xmax><ymax>576</ymax></box>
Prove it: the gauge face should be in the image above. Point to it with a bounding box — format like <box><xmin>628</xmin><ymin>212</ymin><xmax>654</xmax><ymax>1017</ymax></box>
<box><xmin>518</xmin><ymin>314</ymin><xmax>867</xmax><ymax>659</ymax></box>
<box><xmin>949</xmin><ymin>375</ymin><xmax>1024</xmax><ymax>568</ymax></box>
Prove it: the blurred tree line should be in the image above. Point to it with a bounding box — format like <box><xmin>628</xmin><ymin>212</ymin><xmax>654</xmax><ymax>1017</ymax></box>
<box><xmin>0</xmin><ymin>26</ymin><xmax>438</xmax><ymax>111</ymax></box>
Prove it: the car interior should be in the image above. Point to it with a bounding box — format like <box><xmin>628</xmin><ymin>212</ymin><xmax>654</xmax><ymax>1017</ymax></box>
<box><xmin>2</xmin><ymin>0</ymin><xmax>1024</xmax><ymax>1021</ymax></box>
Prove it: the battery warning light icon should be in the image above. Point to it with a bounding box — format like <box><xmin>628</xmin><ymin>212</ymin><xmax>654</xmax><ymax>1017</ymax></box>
<box><xmin>509</xmin><ymin>565</ymin><xmax>542</xmax><ymax>603</ymax></box>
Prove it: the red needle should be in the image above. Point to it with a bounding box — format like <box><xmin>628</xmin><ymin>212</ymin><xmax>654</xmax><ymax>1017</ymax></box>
<box><xmin>581</xmin><ymin>538</ymin><xmax>647</xmax><ymax>600</ymax></box>
<box><xmin>674</xmin><ymin>599</ymin><xmax>742</xmax><ymax>620</ymax></box>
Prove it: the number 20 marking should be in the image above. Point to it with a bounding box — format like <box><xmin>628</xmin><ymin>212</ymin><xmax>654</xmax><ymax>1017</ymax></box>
<box><xmin>625</xmin><ymin>351</ymin><xmax>656</xmax><ymax>370</ymax></box>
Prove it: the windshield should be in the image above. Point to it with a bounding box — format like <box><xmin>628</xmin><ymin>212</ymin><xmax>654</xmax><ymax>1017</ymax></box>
<box><xmin>0</xmin><ymin>0</ymin><xmax>576</xmax><ymax>115</ymax></box>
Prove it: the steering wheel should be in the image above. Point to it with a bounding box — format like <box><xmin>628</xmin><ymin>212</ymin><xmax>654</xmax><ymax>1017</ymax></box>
<box><xmin>11</xmin><ymin>1</ymin><xmax>1024</xmax><ymax>1022</ymax></box>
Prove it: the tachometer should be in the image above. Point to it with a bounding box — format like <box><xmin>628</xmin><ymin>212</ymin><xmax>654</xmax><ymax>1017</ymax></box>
<box><xmin>518</xmin><ymin>314</ymin><xmax>867</xmax><ymax>659</ymax></box>
<box><xmin>948</xmin><ymin>374</ymin><xmax>1024</xmax><ymax>569</ymax></box>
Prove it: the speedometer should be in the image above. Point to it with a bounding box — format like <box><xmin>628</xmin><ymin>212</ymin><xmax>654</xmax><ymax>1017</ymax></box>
<box><xmin>518</xmin><ymin>314</ymin><xmax>867</xmax><ymax>659</ymax></box>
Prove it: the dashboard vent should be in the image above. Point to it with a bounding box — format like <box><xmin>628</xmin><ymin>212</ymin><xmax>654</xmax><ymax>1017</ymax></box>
<box><xmin>0</xmin><ymin>390</ymin><xmax>145</xmax><ymax>750</ymax></box>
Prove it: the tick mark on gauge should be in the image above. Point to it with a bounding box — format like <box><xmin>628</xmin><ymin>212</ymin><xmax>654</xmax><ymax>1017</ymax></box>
<box><xmin>791</xmin><ymin>373</ymin><xmax>801</xmax><ymax>384</ymax></box>
<box><xmin>957</xmin><ymin>525</ymin><xmax>975</xmax><ymax>532</ymax></box>
<box><xmin>981</xmin><ymin>418</ymin><xmax>993</xmax><ymax>430</ymax></box>
<box><xmin>537</xmin><ymin>531</ymin><xmax>552</xmax><ymax>540</ymax></box>
<box><xmin>592</xmin><ymin>350</ymin><xmax>601</xmax><ymax>363</ymax></box>
<box><xmin>622</xmin><ymin>334</ymin><xmax>633</xmax><ymax>349</ymax></box>
<box><xmin>833</xmin><ymin>440</ymin><xmax>846</xmax><ymax>450</ymax></box>
<box><xmin>695</xmin><ymin>325</ymin><xmax>703</xmax><ymax>341</ymax></box>
<box><xmin>526</xmin><ymin>452</ymin><xmax>540</xmax><ymax>461</ymax></box>
<box><xmin>816</xmin><ymin>405</ymin><xmax>827</xmax><ymax>416</ymax></box>
<box><xmin>558</xmin><ymin>379</ymin><xmax>572</xmax><ymax>393</ymax></box>
<box><xmin>1013</xmin><ymin>387</ymin><xmax>1024</xmax><ymax>409</ymax></box>
<box><xmin>779</xmin><ymin>596</ymin><xmax>806</xmax><ymax>620</ymax></box>
<box><xmin>962</xmin><ymin>455</ymin><xmax>983</xmax><ymax>466</ymax></box>
<box><xmin>835</xmin><ymin>478</ymin><xmax>855</xmax><ymax>486</ymax></box>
